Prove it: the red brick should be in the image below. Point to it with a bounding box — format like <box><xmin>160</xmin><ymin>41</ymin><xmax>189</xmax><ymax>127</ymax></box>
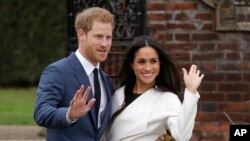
<box><xmin>226</xmin><ymin>93</ymin><xmax>243</xmax><ymax>101</ymax></box>
<box><xmin>165</xmin><ymin>13</ymin><xmax>172</xmax><ymax>20</ymax></box>
<box><xmin>163</xmin><ymin>43</ymin><xmax>197</xmax><ymax>51</ymax></box>
<box><xmin>200</xmin><ymin>93</ymin><xmax>225</xmax><ymax>101</ymax></box>
<box><xmin>203</xmin><ymin>92</ymin><xmax>226</xmax><ymax>102</ymax></box>
<box><xmin>226</xmin><ymin>52</ymin><xmax>241</xmax><ymax>60</ymax></box>
<box><xmin>148</xmin><ymin>24</ymin><xmax>166</xmax><ymax>31</ymax></box>
<box><xmin>165</xmin><ymin>3</ymin><xmax>197</xmax><ymax>10</ymax></box>
<box><xmin>242</xmin><ymin>113</ymin><xmax>250</xmax><ymax>123</ymax></box>
<box><xmin>201</xmin><ymin>23</ymin><xmax>214</xmax><ymax>31</ymax></box>
<box><xmin>194</xmin><ymin>123</ymin><xmax>230</xmax><ymax>141</ymax></box>
<box><xmin>219</xmin><ymin>83</ymin><xmax>249</xmax><ymax>92</ymax></box>
<box><xmin>242</xmin><ymin>94</ymin><xmax>250</xmax><ymax>102</ymax></box>
<box><xmin>195</xmin><ymin>12</ymin><xmax>213</xmax><ymax>20</ymax></box>
<box><xmin>175</xmin><ymin>33</ymin><xmax>190</xmax><ymax>41</ymax></box>
<box><xmin>226</xmin><ymin>73</ymin><xmax>242</xmax><ymax>81</ymax></box>
<box><xmin>148</xmin><ymin>13</ymin><xmax>168</xmax><ymax>21</ymax></box>
<box><xmin>175</xmin><ymin>13</ymin><xmax>189</xmax><ymax>21</ymax></box>
<box><xmin>151</xmin><ymin>32</ymin><xmax>160</xmax><ymax>40</ymax></box>
<box><xmin>219</xmin><ymin>103</ymin><xmax>249</xmax><ymax>112</ymax></box>
<box><xmin>165</xmin><ymin>33</ymin><xmax>173</xmax><ymax>41</ymax></box>
<box><xmin>196</xmin><ymin>113</ymin><xmax>227</xmax><ymax>122</ymax></box>
<box><xmin>219</xmin><ymin>63</ymin><xmax>249</xmax><ymax>71</ymax></box>
<box><xmin>243</xmin><ymin>52</ymin><xmax>250</xmax><ymax>60</ymax></box>
<box><xmin>152</xmin><ymin>33</ymin><xmax>168</xmax><ymax>41</ymax></box>
<box><xmin>218</xmin><ymin>43</ymin><xmax>240</xmax><ymax>50</ymax></box>
<box><xmin>170</xmin><ymin>53</ymin><xmax>190</xmax><ymax>61</ymax></box>
<box><xmin>166</xmin><ymin>23</ymin><xmax>196</xmax><ymax>30</ymax></box>
<box><xmin>201</xmin><ymin>103</ymin><xmax>218</xmax><ymax>112</ymax></box>
<box><xmin>225</xmin><ymin>113</ymin><xmax>244</xmax><ymax>123</ymax></box>
<box><xmin>178</xmin><ymin>63</ymin><xmax>193</xmax><ymax>70</ymax></box>
<box><xmin>243</xmin><ymin>73</ymin><xmax>250</xmax><ymax>81</ymax></box>
<box><xmin>199</xmin><ymin>43</ymin><xmax>216</xmax><ymax>51</ymax></box>
<box><xmin>195</xmin><ymin>123</ymin><xmax>230</xmax><ymax>132</ymax></box>
<box><xmin>200</xmin><ymin>62</ymin><xmax>216</xmax><ymax>71</ymax></box>
<box><xmin>147</xmin><ymin>2</ymin><xmax>166</xmax><ymax>10</ymax></box>
<box><xmin>204</xmin><ymin>73</ymin><xmax>225</xmax><ymax>81</ymax></box>
<box><xmin>193</xmin><ymin>52</ymin><xmax>223</xmax><ymax>61</ymax></box>
<box><xmin>192</xmin><ymin>33</ymin><xmax>219</xmax><ymax>41</ymax></box>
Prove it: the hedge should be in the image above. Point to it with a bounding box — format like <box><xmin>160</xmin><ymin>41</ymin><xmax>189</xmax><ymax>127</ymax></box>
<box><xmin>0</xmin><ymin>0</ymin><xmax>67</xmax><ymax>87</ymax></box>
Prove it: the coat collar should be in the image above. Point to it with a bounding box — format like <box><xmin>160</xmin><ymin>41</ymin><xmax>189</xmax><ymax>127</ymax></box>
<box><xmin>68</xmin><ymin>53</ymin><xmax>97</xmax><ymax>127</ymax></box>
<box><xmin>68</xmin><ymin>53</ymin><xmax>112</xmax><ymax>131</ymax></box>
<box><xmin>110</xmin><ymin>87</ymin><xmax>161</xmax><ymax>140</ymax></box>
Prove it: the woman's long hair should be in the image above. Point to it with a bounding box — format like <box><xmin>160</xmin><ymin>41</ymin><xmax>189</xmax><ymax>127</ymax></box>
<box><xmin>119</xmin><ymin>36</ymin><xmax>180</xmax><ymax>94</ymax></box>
<box><xmin>112</xmin><ymin>36</ymin><xmax>181</xmax><ymax>120</ymax></box>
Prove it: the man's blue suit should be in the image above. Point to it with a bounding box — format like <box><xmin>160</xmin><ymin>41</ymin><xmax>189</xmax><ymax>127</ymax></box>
<box><xmin>34</xmin><ymin>53</ymin><xmax>113</xmax><ymax>141</ymax></box>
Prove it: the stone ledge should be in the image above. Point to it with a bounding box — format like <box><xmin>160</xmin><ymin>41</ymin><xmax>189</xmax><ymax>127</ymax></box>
<box><xmin>0</xmin><ymin>125</ymin><xmax>44</xmax><ymax>140</ymax></box>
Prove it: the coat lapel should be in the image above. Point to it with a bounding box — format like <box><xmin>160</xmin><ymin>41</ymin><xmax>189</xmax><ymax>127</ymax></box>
<box><xmin>100</xmin><ymin>69</ymin><xmax>112</xmax><ymax>100</ymax></box>
<box><xmin>98</xmin><ymin>69</ymin><xmax>112</xmax><ymax>137</ymax></box>
<box><xmin>110</xmin><ymin>87</ymin><xmax>161</xmax><ymax>140</ymax></box>
<box><xmin>68</xmin><ymin>53</ymin><xmax>97</xmax><ymax>128</ymax></box>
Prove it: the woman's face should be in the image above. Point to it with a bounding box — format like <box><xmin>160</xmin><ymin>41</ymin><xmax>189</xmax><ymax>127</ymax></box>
<box><xmin>131</xmin><ymin>46</ymin><xmax>160</xmax><ymax>87</ymax></box>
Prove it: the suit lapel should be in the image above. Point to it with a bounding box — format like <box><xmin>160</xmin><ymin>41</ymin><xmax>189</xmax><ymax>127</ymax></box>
<box><xmin>100</xmin><ymin>69</ymin><xmax>112</xmax><ymax>100</ymax></box>
<box><xmin>68</xmin><ymin>53</ymin><xmax>98</xmax><ymax>128</ymax></box>
<box><xmin>98</xmin><ymin>69</ymin><xmax>112</xmax><ymax>136</ymax></box>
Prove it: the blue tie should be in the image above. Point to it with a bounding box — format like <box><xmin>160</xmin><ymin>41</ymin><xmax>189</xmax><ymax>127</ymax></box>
<box><xmin>93</xmin><ymin>68</ymin><xmax>101</xmax><ymax>123</ymax></box>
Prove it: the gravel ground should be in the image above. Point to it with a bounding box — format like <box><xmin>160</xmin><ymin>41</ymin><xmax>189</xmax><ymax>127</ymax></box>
<box><xmin>0</xmin><ymin>125</ymin><xmax>45</xmax><ymax>141</ymax></box>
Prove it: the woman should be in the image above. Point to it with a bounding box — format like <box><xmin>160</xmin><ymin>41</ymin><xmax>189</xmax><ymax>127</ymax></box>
<box><xmin>109</xmin><ymin>36</ymin><xmax>204</xmax><ymax>141</ymax></box>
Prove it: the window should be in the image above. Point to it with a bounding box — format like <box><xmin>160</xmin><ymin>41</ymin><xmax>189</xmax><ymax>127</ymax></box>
<box><xmin>203</xmin><ymin>0</ymin><xmax>250</xmax><ymax>31</ymax></box>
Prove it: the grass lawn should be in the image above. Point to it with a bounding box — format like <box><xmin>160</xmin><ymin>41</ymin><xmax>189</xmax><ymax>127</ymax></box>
<box><xmin>0</xmin><ymin>87</ymin><xmax>37</xmax><ymax>125</ymax></box>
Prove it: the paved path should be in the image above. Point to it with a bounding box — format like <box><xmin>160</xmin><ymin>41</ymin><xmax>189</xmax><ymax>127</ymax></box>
<box><xmin>0</xmin><ymin>125</ymin><xmax>45</xmax><ymax>141</ymax></box>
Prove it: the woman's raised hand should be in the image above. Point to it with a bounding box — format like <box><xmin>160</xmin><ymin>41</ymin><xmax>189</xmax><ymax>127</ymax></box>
<box><xmin>182</xmin><ymin>64</ymin><xmax>204</xmax><ymax>94</ymax></box>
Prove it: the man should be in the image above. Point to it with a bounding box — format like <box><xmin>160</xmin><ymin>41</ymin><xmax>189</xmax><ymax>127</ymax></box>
<box><xmin>34</xmin><ymin>7</ymin><xmax>114</xmax><ymax>141</ymax></box>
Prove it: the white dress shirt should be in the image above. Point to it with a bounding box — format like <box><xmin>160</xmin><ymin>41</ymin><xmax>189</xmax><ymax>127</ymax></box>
<box><xmin>75</xmin><ymin>50</ymin><xmax>107</xmax><ymax>128</ymax></box>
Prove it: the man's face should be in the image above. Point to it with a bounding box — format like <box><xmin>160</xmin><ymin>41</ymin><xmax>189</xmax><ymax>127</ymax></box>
<box><xmin>78</xmin><ymin>20</ymin><xmax>113</xmax><ymax>66</ymax></box>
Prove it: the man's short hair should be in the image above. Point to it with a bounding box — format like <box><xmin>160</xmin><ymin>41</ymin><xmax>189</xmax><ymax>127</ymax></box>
<box><xmin>75</xmin><ymin>7</ymin><xmax>114</xmax><ymax>32</ymax></box>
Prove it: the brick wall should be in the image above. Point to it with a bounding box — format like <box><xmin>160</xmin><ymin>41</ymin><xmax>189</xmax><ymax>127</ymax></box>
<box><xmin>147</xmin><ymin>0</ymin><xmax>250</xmax><ymax>140</ymax></box>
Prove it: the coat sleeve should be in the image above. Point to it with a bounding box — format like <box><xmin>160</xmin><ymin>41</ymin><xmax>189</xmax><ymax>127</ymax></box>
<box><xmin>166</xmin><ymin>89</ymin><xmax>200</xmax><ymax>141</ymax></box>
<box><xmin>34</xmin><ymin>65</ymin><xmax>71</xmax><ymax>128</ymax></box>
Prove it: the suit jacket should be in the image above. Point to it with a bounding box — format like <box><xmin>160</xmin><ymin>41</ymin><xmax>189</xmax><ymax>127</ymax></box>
<box><xmin>34</xmin><ymin>53</ymin><xmax>113</xmax><ymax>141</ymax></box>
<box><xmin>109</xmin><ymin>86</ymin><xmax>199</xmax><ymax>141</ymax></box>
